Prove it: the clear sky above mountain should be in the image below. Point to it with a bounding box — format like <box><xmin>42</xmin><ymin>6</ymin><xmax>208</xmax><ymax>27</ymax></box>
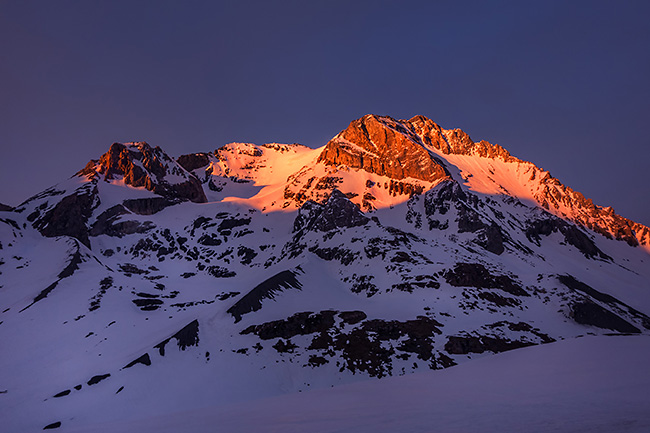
<box><xmin>1</xmin><ymin>0</ymin><xmax>648</xmax><ymax>225</ymax></box>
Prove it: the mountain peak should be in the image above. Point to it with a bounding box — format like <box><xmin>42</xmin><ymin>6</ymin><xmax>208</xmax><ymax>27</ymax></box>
<box><xmin>317</xmin><ymin>114</ymin><xmax>450</xmax><ymax>183</ymax></box>
<box><xmin>3</xmin><ymin>114</ymin><xmax>650</xmax><ymax>432</ymax></box>
<box><xmin>405</xmin><ymin>115</ymin><xmax>515</xmax><ymax>162</ymax></box>
<box><xmin>302</xmin><ymin>189</ymin><xmax>370</xmax><ymax>233</ymax></box>
<box><xmin>18</xmin><ymin>116</ymin><xmax>650</xmax><ymax>250</ymax></box>
<box><xmin>316</xmin><ymin>114</ymin><xmax>517</xmax><ymax>180</ymax></box>
<box><xmin>82</xmin><ymin>141</ymin><xmax>207</xmax><ymax>203</ymax></box>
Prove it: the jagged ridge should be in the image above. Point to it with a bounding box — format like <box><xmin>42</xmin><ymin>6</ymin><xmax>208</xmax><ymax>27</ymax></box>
<box><xmin>2</xmin><ymin>114</ymin><xmax>650</xmax><ymax>432</ymax></box>
<box><xmin>81</xmin><ymin>142</ymin><xmax>206</xmax><ymax>203</ymax></box>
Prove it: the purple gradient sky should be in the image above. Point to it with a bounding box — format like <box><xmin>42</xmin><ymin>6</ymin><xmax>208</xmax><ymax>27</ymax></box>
<box><xmin>1</xmin><ymin>1</ymin><xmax>649</xmax><ymax>225</ymax></box>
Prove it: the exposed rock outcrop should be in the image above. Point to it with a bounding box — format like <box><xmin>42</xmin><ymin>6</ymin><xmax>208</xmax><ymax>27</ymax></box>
<box><xmin>407</xmin><ymin>115</ymin><xmax>650</xmax><ymax>249</ymax></box>
<box><xmin>241</xmin><ymin>311</ymin><xmax>447</xmax><ymax>378</ymax></box>
<box><xmin>317</xmin><ymin>115</ymin><xmax>449</xmax><ymax>183</ymax></box>
<box><xmin>227</xmin><ymin>269</ymin><xmax>303</xmax><ymax>322</ymax></box>
<box><xmin>407</xmin><ymin>115</ymin><xmax>516</xmax><ymax>161</ymax></box>
<box><xmin>122</xmin><ymin>197</ymin><xmax>176</xmax><ymax>215</ymax></box>
<box><xmin>444</xmin><ymin>335</ymin><xmax>533</xmax><ymax>355</ymax></box>
<box><xmin>423</xmin><ymin>179</ymin><xmax>468</xmax><ymax>216</ymax></box>
<box><xmin>534</xmin><ymin>183</ymin><xmax>650</xmax><ymax>248</ymax></box>
<box><xmin>154</xmin><ymin>320</ymin><xmax>200</xmax><ymax>356</ymax></box>
<box><xmin>443</xmin><ymin>263</ymin><xmax>528</xmax><ymax>297</ymax></box>
<box><xmin>423</xmin><ymin>180</ymin><xmax>505</xmax><ymax>254</ymax></box>
<box><xmin>20</xmin><ymin>243</ymin><xmax>84</xmax><ymax>312</ymax></box>
<box><xmin>293</xmin><ymin>189</ymin><xmax>369</xmax><ymax>234</ymax></box>
<box><xmin>177</xmin><ymin>152</ymin><xmax>211</xmax><ymax>172</ymax></box>
<box><xmin>89</xmin><ymin>205</ymin><xmax>155</xmax><ymax>238</ymax></box>
<box><xmin>558</xmin><ymin>274</ymin><xmax>650</xmax><ymax>330</ymax></box>
<box><xmin>33</xmin><ymin>185</ymin><xmax>98</xmax><ymax>247</ymax></box>
<box><xmin>526</xmin><ymin>217</ymin><xmax>610</xmax><ymax>259</ymax></box>
<box><xmin>241</xmin><ymin>310</ymin><xmax>337</xmax><ymax>340</ymax></box>
<box><xmin>570</xmin><ymin>301</ymin><xmax>640</xmax><ymax>334</ymax></box>
<box><xmin>88</xmin><ymin>142</ymin><xmax>207</xmax><ymax>203</ymax></box>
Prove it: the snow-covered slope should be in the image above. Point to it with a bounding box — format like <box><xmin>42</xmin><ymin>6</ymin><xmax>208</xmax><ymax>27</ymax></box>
<box><xmin>1</xmin><ymin>114</ymin><xmax>649</xmax><ymax>432</ymax></box>
<box><xmin>63</xmin><ymin>335</ymin><xmax>650</xmax><ymax>433</ymax></box>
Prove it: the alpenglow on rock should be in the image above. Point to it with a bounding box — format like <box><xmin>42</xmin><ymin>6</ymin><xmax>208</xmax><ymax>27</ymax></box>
<box><xmin>1</xmin><ymin>114</ymin><xmax>649</xmax><ymax>432</ymax></box>
<box><xmin>317</xmin><ymin>114</ymin><xmax>450</xmax><ymax>183</ymax></box>
<box><xmin>83</xmin><ymin>141</ymin><xmax>207</xmax><ymax>203</ymax></box>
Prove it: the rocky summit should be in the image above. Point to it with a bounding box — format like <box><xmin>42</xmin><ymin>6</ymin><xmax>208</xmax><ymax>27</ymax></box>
<box><xmin>1</xmin><ymin>114</ymin><xmax>649</xmax><ymax>432</ymax></box>
<box><xmin>317</xmin><ymin>115</ymin><xmax>450</xmax><ymax>183</ymax></box>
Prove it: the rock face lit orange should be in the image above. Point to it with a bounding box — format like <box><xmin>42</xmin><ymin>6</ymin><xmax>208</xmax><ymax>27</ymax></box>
<box><xmin>2</xmin><ymin>113</ymin><xmax>650</xmax><ymax>433</ymax></box>
<box><xmin>318</xmin><ymin>114</ymin><xmax>450</xmax><ymax>183</ymax></box>
<box><xmin>407</xmin><ymin>115</ymin><xmax>515</xmax><ymax>161</ymax></box>
<box><xmin>93</xmin><ymin>142</ymin><xmax>207</xmax><ymax>203</ymax></box>
<box><xmin>23</xmin><ymin>114</ymin><xmax>650</xmax><ymax>250</ymax></box>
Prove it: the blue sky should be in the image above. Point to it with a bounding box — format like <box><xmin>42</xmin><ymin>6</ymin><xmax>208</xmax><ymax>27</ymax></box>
<box><xmin>1</xmin><ymin>0</ymin><xmax>648</xmax><ymax>224</ymax></box>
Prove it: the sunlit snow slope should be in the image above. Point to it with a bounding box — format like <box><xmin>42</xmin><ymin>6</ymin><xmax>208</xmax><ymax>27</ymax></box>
<box><xmin>1</xmin><ymin>114</ymin><xmax>649</xmax><ymax>432</ymax></box>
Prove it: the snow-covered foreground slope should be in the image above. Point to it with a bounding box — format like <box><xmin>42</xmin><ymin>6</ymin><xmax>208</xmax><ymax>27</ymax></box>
<box><xmin>1</xmin><ymin>114</ymin><xmax>650</xmax><ymax>432</ymax></box>
<box><xmin>63</xmin><ymin>335</ymin><xmax>650</xmax><ymax>433</ymax></box>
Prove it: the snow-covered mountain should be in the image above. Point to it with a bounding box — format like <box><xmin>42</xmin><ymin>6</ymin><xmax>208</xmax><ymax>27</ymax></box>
<box><xmin>1</xmin><ymin>114</ymin><xmax>649</xmax><ymax>432</ymax></box>
<box><xmin>61</xmin><ymin>335</ymin><xmax>650</xmax><ymax>433</ymax></box>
